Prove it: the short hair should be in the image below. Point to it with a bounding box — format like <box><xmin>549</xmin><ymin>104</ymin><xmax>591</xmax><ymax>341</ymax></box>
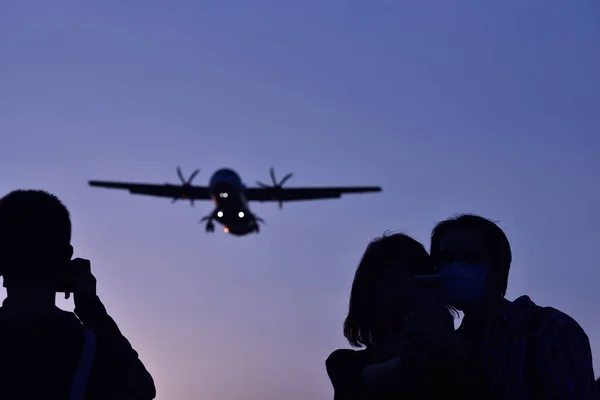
<box><xmin>0</xmin><ymin>189</ymin><xmax>72</xmax><ymax>279</ymax></box>
<box><xmin>343</xmin><ymin>232</ymin><xmax>434</xmax><ymax>348</ymax></box>
<box><xmin>430</xmin><ymin>213</ymin><xmax>512</xmax><ymax>295</ymax></box>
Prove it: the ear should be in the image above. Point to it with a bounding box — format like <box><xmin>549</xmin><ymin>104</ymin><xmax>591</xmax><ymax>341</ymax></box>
<box><xmin>65</xmin><ymin>244</ymin><xmax>74</xmax><ymax>261</ymax></box>
<box><xmin>483</xmin><ymin>265</ymin><xmax>496</xmax><ymax>293</ymax></box>
<box><xmin>486</xmin><ymin>264</ymin><xmax>505</xmax><ymax>297</ymax></box>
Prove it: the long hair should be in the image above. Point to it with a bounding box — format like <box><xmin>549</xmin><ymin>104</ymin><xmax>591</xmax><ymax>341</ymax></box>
<box><xmin>343</xmin><ymin>232</ymin><xmax>434</xmax><ymax>348</ymax></box>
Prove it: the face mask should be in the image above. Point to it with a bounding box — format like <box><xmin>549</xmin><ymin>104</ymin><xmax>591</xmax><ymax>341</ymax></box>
<box><xmin>438</xmin><ymin>262</ymin><xmax>489</xmax><ymax>310</ymax></box>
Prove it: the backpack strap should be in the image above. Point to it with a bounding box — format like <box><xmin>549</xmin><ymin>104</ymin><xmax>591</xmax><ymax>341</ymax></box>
<box><xmin>69</xmin><ymin>328</ymin><xmax>97</xmax><ymax>400</ymax></box>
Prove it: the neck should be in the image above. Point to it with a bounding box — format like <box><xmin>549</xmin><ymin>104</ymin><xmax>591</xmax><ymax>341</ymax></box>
<box><xmin>4</xmin><ymin>287</ymin><xmax>58</xmax><ymax>317</ymax></box>
<box><xmin>463</xmin><ymin>296</ymin><xmax>511</xmax><ymax>327</ymax></box>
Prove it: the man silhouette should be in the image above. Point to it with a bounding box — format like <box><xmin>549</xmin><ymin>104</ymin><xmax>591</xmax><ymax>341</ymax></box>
<box><xmin>0</xmin><ymin>189</ymin><xmax>156</xmax><ymax>399</ymax></box>
<box><xmin>430</xmin><ymin>214</ymin><xmax>597</xmax><ymax>399</ymax></box>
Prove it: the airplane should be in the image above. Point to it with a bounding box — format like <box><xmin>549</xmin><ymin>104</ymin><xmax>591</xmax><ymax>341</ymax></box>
<box><xmin>88</xmin><ymin>167</ymin><xmax>382</xmax><ymax>236</ymax></box>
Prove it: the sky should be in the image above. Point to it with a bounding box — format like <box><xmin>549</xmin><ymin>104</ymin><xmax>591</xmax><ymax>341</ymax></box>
<box><xmin>1</xmin><ymin>0</ymin><xmax>599</xmax><ymax>398</ymax></box>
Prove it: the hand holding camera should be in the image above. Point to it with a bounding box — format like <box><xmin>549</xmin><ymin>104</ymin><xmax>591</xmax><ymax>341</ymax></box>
<box><xmin>57</xmin><ymin>258</ymin><xmax>97</xmax><ymax>299</ymax></box>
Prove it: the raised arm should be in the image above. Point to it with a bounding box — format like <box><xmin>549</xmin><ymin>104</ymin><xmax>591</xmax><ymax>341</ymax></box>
<box><xmin>75</xmin><ymin>294</ymin><xmax>156</xmax><ymax>399</ymax></box>
<box><xmin>68</xmin><ymin>259</ymin><xmax>156</xmax><ymax>399</ymax></box>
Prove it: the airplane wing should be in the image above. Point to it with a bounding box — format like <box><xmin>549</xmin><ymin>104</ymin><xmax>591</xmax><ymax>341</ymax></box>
<box><xmin>246</xmin><ymin>186</ymin><xmax>382</xmax><ymax>202</ymax></box>
<box><xmin>88</xmin><ymin>180</ymin><xmax>211</xmax><ymax>200</ymax></box>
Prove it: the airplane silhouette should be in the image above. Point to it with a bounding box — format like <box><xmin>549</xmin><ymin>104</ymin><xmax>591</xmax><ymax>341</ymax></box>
<box><xmin>88</xmin><ymin>167</ymin><xmax>382</xmax><ymax>235</ymax></box>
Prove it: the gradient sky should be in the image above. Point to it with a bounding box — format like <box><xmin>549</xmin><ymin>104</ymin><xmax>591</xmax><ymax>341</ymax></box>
<box><xmin>1</xmin><ymin>1</ymin><xmax>599</xmax><ymax>398</ymax></box>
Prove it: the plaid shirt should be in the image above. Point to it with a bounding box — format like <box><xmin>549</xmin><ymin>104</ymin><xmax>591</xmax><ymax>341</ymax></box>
<box><xmin>459</xmin><ymin>295</ymin><xmax>597</xmax><ymax>399</ymax></box>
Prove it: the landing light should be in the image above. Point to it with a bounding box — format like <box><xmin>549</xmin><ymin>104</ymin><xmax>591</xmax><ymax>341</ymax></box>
<box><xmin>224</xmin><ymin>227</ymin><xmax>229</xmax><ymax>233</ymax></box>
<box><xmin>220</xmin><ymin>192</ymin><xmax>228</xmax><ymax>198</ymax></box>
<box><xmin>217</xmin><ymin>211</ymin><xmax>223</xmax><ymax>218</ymax></box>
<box><xmin>238</xmin><ymin>211</ymin><xmax>244</xmax><ymax>218</ymax></box>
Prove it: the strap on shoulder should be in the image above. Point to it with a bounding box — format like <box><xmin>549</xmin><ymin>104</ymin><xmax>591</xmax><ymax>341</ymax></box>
<box><xmin>69</xmin><ymin>328</ymin><xmax>97</xmax><ymax>400</ymax></box>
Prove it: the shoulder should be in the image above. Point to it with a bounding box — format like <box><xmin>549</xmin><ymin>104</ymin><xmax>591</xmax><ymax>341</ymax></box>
<box><xmin>57</xmin><ymin>309</ymin><xmax>84</xmax><ymax>325</ymax></box>
<box><xmin>515</xmin><ymin>296</ymin><xmax>585</xmax><ymax>335</ymax></box>
<box><xmin>326</xmin><ymin>349</ymin><xmax>364</xmax><ymax>368</ymax></box>
<box><xmin>536</xmin><ymin>305</ymin><xmax>584</xmax><ymax>331</ymax></box>
<box><xmin>326</xmin><ymin>348</ymin><xmax>371</xmax><ymax>391</ymax></box>
<box><xmin>326</xmin><ymin>348</ymin><xmax>368</xmax><ymax>378</ymax></box>
<box><xmin>532</xmin><ymin>304</ymin><xmax>590</xmax><ymax>343</ymax></box>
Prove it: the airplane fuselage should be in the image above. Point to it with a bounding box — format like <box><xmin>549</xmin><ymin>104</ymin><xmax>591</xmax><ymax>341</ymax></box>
<box><xmin>208</xmin><ymin>168</ymin><xmax>258</xmax><ymax>235</ymax></box>
<box><xmin>88</xmin><ymin>166</ymin><xmax>382</xmax><ymax>236</ymax></box>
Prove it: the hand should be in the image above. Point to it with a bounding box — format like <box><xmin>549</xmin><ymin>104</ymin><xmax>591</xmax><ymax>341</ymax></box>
<box><xmin>395</xmin><ymin>307</ymin><xmax>454</xmax><ymax>366</ymax></box>
<box><xmin>69</xmin><ymin>258</ymin><xmax>97</xmax><ymax>296</ymax></box>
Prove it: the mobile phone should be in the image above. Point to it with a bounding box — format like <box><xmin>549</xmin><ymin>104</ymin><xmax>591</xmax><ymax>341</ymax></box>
<box><xmin>412</xmin><ymin>274</ymin><xmax>441</xmax><ymax>290</ymax></box>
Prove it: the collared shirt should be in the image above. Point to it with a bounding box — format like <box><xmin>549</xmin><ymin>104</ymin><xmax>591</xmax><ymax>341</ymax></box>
<box><xmin>459</xmin><ymin>295</ymin><xmax>597</xmax><ymax>399</ymax></box>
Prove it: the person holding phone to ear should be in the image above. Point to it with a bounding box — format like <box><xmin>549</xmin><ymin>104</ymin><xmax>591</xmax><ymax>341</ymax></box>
<box><xmin>0</xmin><ymin>190</ymin><xmax>156</xmax><ymax>400</ymax></box>
<box><xmin>325</xmin><ymin>232</ymin><xmax>478</xmax><ymax>399</ymax></box>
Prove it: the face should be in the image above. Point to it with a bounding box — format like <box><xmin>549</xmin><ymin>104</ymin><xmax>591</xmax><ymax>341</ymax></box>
<box><xmin>0</xmin><ymin>243</ymin><xmax>73</xmax><ymax>288</ymax></box>
<box><xmin>434</xmin><ymin>228</ymin><xmax>491</xmax><ymax>266</ymax></box>
<box><xmin>433</xmin><ymin>228</ymin><xmax>496</xmax><ymax>309</ymax></box>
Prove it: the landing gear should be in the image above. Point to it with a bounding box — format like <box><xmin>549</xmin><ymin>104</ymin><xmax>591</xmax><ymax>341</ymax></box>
<box><xmin>253</xmin><ymin>216</ymin><xmax>265</xmax><ymax>233</ymax></box>
<box><xmin>200</xmin><ymin>215</ymin><xmax>215</xmax><ymax>233</ymax></box>
<box><xmin>206</xmin><ymin>221</ymin><xmax>215</xmax><ymax>232</ymax></box>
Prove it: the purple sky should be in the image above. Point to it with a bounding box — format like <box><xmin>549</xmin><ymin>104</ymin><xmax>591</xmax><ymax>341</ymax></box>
<box><xmin>1</xmin><ymin>1</ymin><xmax>599</xmax><ymax>398</ymax></box>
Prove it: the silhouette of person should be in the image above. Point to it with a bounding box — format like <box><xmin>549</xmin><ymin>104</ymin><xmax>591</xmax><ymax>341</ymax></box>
<box><xmin>326</xmin><ymin>232</ymin><xmax>476</xmax><ymax>399</ymax></box>
<box><xmin>430</xmin><ymin>214</ymin><xmax>597</xmax><ymax>399</ymax></box>
<box><xmin>0</xmin><ymin>190</ymin><xmax>156</xmax><ymax>399</ymax></box>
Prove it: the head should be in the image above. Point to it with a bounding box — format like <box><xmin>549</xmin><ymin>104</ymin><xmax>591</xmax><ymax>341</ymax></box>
<box><xmin>430</xmin><ymin>214</ymin><xmax>511</xmax><ymax>311</ymax></box>
<box><xmin>343</xmin><ymin>232</ymin><xmax>435</xmax><ymax>348</ymax></box>
<box><xmin>0</xmin><ymin>190</ymin><xmax>73</xmax><ymax>289</ymax></box>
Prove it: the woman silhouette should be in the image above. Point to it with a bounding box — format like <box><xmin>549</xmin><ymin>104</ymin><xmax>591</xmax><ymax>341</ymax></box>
<box><xmin>326</xmin><ymin>232</ymin><xmax>476</xmax><ymax>399</ymax></box>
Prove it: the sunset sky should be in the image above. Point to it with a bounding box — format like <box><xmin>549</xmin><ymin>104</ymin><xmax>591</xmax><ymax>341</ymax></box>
<box><xmin>1</xmin><ymin>1</ymin><xmax>599</xmax><ymax>398</ymax></box>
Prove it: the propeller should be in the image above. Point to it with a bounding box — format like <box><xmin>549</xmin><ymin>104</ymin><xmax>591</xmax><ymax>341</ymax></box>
<box><xmin>172</xmin><ymin>166</ymin><xmax>200</xmax><ymax>207</ymax></box>
<box><xmin>256</xmin><ymin>167</ymin><xmax>293</xmax><ymax>209</ymax></box>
